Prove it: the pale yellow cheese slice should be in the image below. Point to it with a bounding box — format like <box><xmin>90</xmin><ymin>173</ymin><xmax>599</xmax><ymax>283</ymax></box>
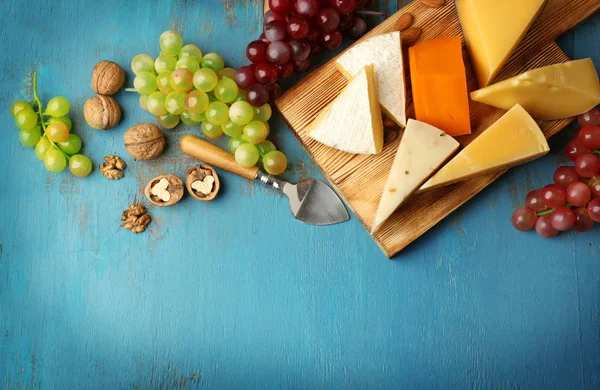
<box><xmin>471</xmin><ymin>59</ymin><xmax>600</xmax><ymax>120</ymax></box>
<box><xmin>456</xmin><ymin>0</ymin><xmax>547</xmax><ymax>88</ymax></box>
<box><xmin>420</xmin><ymin>105</ymin><xmax>549</xmax><ymax>192</ymax></box>
<box><xmin>371</xmin><ymin>119</ymin><xmax>459</xmax><ymax>233</ymax></box>
<box><xmin>335</xmin><ymin>31</ymin><xmax>406</xmax><ymax>127</ymax></box>
<box><xmin>307</xmin><ymin>64</ymin><xmax>383</xmax><ymax>154</ymax></box>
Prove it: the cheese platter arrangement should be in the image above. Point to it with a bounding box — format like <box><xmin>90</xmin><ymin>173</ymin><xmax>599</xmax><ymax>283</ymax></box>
<box><xmin>274</xmin><ymin>0</ymin><xmax>600</xmax><ymax>257</ymax></box>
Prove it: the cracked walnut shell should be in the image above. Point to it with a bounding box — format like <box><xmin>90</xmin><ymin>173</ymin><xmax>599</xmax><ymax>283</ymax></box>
<box><xmin>91</xmin><ymin>60</ymin><xmax>126</xmax><ymax>95</ymax></box>
<box><xmin>144</xmin><ymin>174</ymin><xmax>184</xmax><ymax>207</ymax></box>
<box><xmin>124</xmin><ymin>124</ymin><xmax>165</xmax><ymax>160</ymax></box>
<box><xmin>186</xmin><ymin>164</ymin><xmax>220</xmax><ymax>201</ymax></box>
<box><xmin>83</xmin><ymin>95</ymin><xmax>121</xmax><ymax>130</ymax></box>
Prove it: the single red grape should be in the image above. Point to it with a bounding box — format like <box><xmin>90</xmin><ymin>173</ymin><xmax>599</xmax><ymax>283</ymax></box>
<box><xmin>566</xmin><ymin>181</ymin><xmax>592</xmax><ymax>207</ymax></box>
<box><xmin>573</xmin><ymin>207</ymin><xmax>594</xmax><ymax>232</ymax></box>
<box><xmin>332</xmin><ymin>0</ymin><xmax>356</xmax><ymax>14</ymax></box>
<box><xmin>264</xmin><ymin>20</ymin><xmax>287</xmax><ymax>42</ymax></box>
<box><xmin>277</xmin><ymin>63</ymin><xmax>294</xmax><ymax>79</ymax></box>
<box><xmin>246</xmin><ymin>84</ymin><xmax>270</xmax><ymax>107</ymax></box>
<box><xmin>255</xmin><ymin>62</ymin><xmax>279</xmax><ymax>85</ymax></box>
<box><xmin>339</xmin><ymin>13</ymin><xmax>355</xmax><ymax>30</ymax></box>
<box><xmin>269</xmin><ymin>0</ymin><xmax>293</xmax><ymax>13</ymax></box>
<box><xmin>541</xmin><ymin>184</ymin><xmax>567</xmax><ymax>208</ymax></box>
<box><xmin>589</xmin><ymin>176</ymin><xmax>600</xmax><ymax>198</ymax></box>
<box><xmin>578</xmin><ymin>125</ymin><xmax>600</xmax><ymax>150</ymax></box>
<box><xmin>266</xmin><ymin>41</ymin><xmax>292</xmax><ymax>65</ymax></box>
<box><xmin>323</xmin><ymin>30</ymin><xmax>343</xmax><ymax>50</ymax></box>
<box><xmin>309</xmin><ymin>40</ymin><xmax>324</xmax><ymax>55</ymax></box>
<box><xmin>578</xmin><ymin>108</ymin><xmax>600</xmax><ymax>128</ymax></box>
<box><xmin>264</xmin><ymin>10</ymin><xmax>286</xmax><ymax>25</ymax></box>
<box><xmin>564</xmin><ymin>138</ymin><xmax>590</xmax><ymax>162</ymax></box>
<box><xmin>511</xmin><ymin>207</ymin><xmax>538</xmax><ymax>231</ymax></box>
<box><xmin>268</xmin><ymin>83</ymin><xmax>283</xmax><ymax>100</ymax></box>
<box><xmin>317</xmin><ymin>8</ymin><xmax>341</xmax><ymax>32</ymax></box>
<box><xmin>588</xmin><ymin>198</ymin><xmax>600</xmax><ymax>222</ymax></box>
<box><xmin>550</xmin><ymin>206</ymin><xmax>576</xmax><ymax>231</ymax></box>
<box><xmin>295</xmin><ymin>0</ymin><xmax>320</xmax><ymax>18</ymax></box>
<box><xmin>535</xmin><ymin>215</ymin><xmax>559</xmax><ymax>238</ymax></box>
<box><xmin>525</xmin><ymin>189</ymin><xmax>546</xmax><ymax>212</ymax></box>
<box><xmin>553</xmin><ymin>166</ymin><xmax>579</xmax><ymax>188</ymax></box>
<box><xmin>306</xmin><ymin>20</ymin><xmax>321</xmax><ymax>42</ymax></box>
<box><xmin>348</xmin><ymin>16</ymin><xmax>367</xmax><ymax>39</ymax></box>
<box><xmin>294</xmin><ymin>57</ymin><xmax>312</xmax><ymax>72</ymax></box>
<box><xmin>575</xmin><ymin>153</ymin><xmax>600</xmax><ymax>177</ymax></box>
<box><xmin>287</xmin><ymin>15</ymin><xmax>309</xmax><ymax>40</ymax></box>
<box><xmin>247</xmin><ymin>40</ymin><xmax>268</xmax><ymax>63</ymax></box>
<box><xmin>289</xmin><ymin>39</ymin><xmax>311</xmax><ymax>61</ymax></box>
<box><xmin>234</xmin><ymin>66</ymin><xmax>257</xmax><ymax>90</ymax></box>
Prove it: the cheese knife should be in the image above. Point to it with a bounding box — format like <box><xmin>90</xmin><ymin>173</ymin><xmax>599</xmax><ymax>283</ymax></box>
<box><xmin>180</xmin><ymin>135</ymin><xmax>349</xmax><ymax>226</ymax></box>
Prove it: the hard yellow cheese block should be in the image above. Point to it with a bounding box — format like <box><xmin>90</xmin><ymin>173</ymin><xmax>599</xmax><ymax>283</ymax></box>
<box><xmin>420</xmin><ymin>105</ymin><xmax>549</xmax><ymax>191</ymax></box>
<box><xmin>456</xmin><ymin>0</ymin><xmax>547</xmax><ymax>88</ymax></box>
<box><xmin>307</xmin><ymin>64</ymin><xmax>383</xmax><ymax>154</ymax></box>
<box><xmin>471</xmin><ymin>59</ymin><xmax>600</xmax><ymax>120</ymax></box>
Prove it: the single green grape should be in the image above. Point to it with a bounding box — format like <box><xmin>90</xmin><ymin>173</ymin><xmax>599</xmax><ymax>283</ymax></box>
<box><xmin>193</xmin><ymin>68</ymin><xmax>218</xmax><ymax>92</ymax></box>
<box><xmin>234</xmin><ymin>89</ymin><xmax>247</xmax><ymax>102</ymax></box>
<box><xmin>11</xmin><ymin>100</ymin><xmax>32</xmax><ymax>117</ymax></box>
<box><xmin>228</xmin><ymin>136</ymin><xmax>247</xmax><ymax>154</ymax></box>
<box><xmin>176</xmin><ymin>57</ymin><xmax>200</xmax><ymax>73</ymax></box>
<box><xmin>45</xmin><ymin>96</ymin><xmax>70</xmax><ymax>117</ymax></box>
<box><xmin>180</xmin><ymin>44</ymin><xmax>203</xmax><ymax>62</ymax></box>
<box><xmin>155</xmin><ymin>54</ymin><xmax>177</xmax><ymax>73</ymax></box>
<box><xmin>214</xmin><ymin>78</ymin><xmax>238</xmax><ymax>103</ymax></box>
<box><xmin>243</xmin><ymin>120</ymin><xmax>269</xmax><ymax>144</ymax></box>
<box><xmin>180</xmin><ymin>111</ymin><xmax>201</xmax><ymax>126</ymax></box>
<box><xmin>229</xmin><ymin>101</ymin><xmax>254</xmax><ymax>126</ymax></box>
<box><xmin>157</xmin><ymin>113</ymin><xmax>181</xmax><ymax>129</ymax></box>
<box><xmin>44</xmin><ymin>147</ymin><xmax>67</xmax><ymax>172</ymax></box>
<box><xmin>46</xmin><ymin>121</ymin><xmax>70</xmax><ymax>142</ymax></box>
<box><xmin>256</xmin><ymin>140</ymin><xmax>276</xmax><ymax>157</ymax></box>
<box><xmin>169</xmin><ymin>68</ymin><xmax>194</xmax><ymax>93</ymax></box>
<box><xmin>165</xmin><ymin>92</ymin><xmax>187</xmax><ymax>115</ymax></box>
<box><xmin>188</xmin><ymin>111</ymin><xmax>206</xmax><ymax>122</ymax></box>
<box><xmin>139</xmin><ymin>95</ymin><xmax>149</xmax><ymax>111</ymax></box>
<box><xmin>57</xmin><ymin>134</ymin><xmax>82</xmax><ymax>155</ymax></box>
<box><xmin>201</xmin><ymin>53</ymin><xmax>225</xmax><ymax>73</ymax></box>
<box><xmin>35</xmin><ymin>137</ymin><xmax>52</xmax><ymax>160</ymax></box>
<box><xmin>262</xmin><ymin>151</ymin><xmax>287</xmax><ymax>175</ymax></box>
<box><xmin>134</xmin><ymin>72</ymin><xmax>158</xmax><ymax>95</ymax></box>
<box><xmin>69</xmin><ymin>154</ymin><xmax>93</xmax><ymax>177</ymax></box>
<box><xmin>223</xmin><ymin>121</ymin><xmax>242</xmax><ymax>137</ymax></box>
<box><xmin>156</xmin><ymin>71</ymin><xmax>174</xmax><ymax>94</ymax></box>
<box><xmin>235</xmin><ymin>143</ymin><xmax>259</xmax><ymax>168</ymax></box>
<box><xmin>48</xmin><ymin>116</ymin><xmax>72</xmax><ymax>130</ymax></box>
<box><xmin>205</xmin><ymin>101</ymin><xmax>230</xmax><ymax>125</ymax></box>
<box><xmin>219</xmin><ymin>67</ymin><xmax>237</xmax><ymax>80</ymax></box>
<box><xmin>14</xmin><ymin>107</ymin><xmax>38</xmax><ymax>130</ymax></box>
<box><xmin>18</xmin><ymin>125</ymin><xmax>42</xmax><ymax>148</ymax></box>
<box><xmin>159</xmin><ymin>30</ymin><xmax>184</xmax><ymax>56</ymax></box>
<box><xmin>202</xmin><ymin>121</ymin><xmax>223</xmax><ymax>139</ymax></box>
<box><xmin>131</xmin><ymin>54</ymin><xmax>155</xmax><ymax>75</ymax></box>
<box><xmin>254</xmin><ymin>103</ymin><xmax>272</xmax><ymax>122</ymax></box>
<box><xmin>146</xmin><ymin>91</ymin><xmax>168</xmax><ymax>116</ymax></box>
<box><xmin>185</xmin><ymin>90</ymin><xmax>209</xmax><ymax>114</ymax></box>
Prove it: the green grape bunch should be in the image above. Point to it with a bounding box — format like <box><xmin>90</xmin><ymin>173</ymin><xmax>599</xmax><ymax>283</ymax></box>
<box><xmin>10</xmin><ymin>73</ymin><xmax>93</xmax><ymax>177</ymax></box>
<box><xmin>127</xmin><ymin>30</ymin><xmax>288</xmax><ymax>175</ymax></box>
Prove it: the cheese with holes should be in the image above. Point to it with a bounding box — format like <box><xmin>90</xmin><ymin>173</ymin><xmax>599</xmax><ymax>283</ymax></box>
<box><xmin>409</xmin><ymin>36</ymin><xmax>471</xmax><ymax>136</ymax></box>
<box><xmin>336</xmin><ymin>31</ymin><xmax>407</xmax><ymax>127</ymax></box>
<box><xmin>420</xmin><ymin>105</ymin><xmax>549</xmax><ymax>191</ymax></box>
<box><xmin>307</xmin><ymin>64</ymin><xmax>383</xmax><ymax>154</ymax></box>
<box><xmin>471</xmin><ymin>59</ymin><xmax>600</xmax><ymax>120</ymax></box>
<box><xmin>371</xmin><ymin>119</ymin><xmax>459</xmax><ymax>233</ymax></box>
<box><xmin>456</xmin><ymin>0</ymin><xmax>547</xmax><ymax>88</ymax></box>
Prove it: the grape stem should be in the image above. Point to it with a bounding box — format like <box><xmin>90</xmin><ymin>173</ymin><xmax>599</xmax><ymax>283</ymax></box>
<box><xmin>537</xmin><ymin>209</ymin><xmax>554</xmax><ymax>216</ymax></box>
<box><xmin>355</xmin><ymin>10</ymin><xmax>385</xmax><ymax>17</ymax></box>
<box><xmin>125</xmin><ymin>88</ymin><xmax>137</xmax><ymax>93</ymax></box>
<box><xmin>32</xmin><ymin>72</ymin><xmax>70</xmax><ymax>161</ymax></box>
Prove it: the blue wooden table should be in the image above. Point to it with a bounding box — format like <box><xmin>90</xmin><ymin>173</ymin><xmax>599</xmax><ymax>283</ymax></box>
<box><xmin>1</xmin><ymin>1</ymin><xmax>599</xmax><ymax>388</ymax></box>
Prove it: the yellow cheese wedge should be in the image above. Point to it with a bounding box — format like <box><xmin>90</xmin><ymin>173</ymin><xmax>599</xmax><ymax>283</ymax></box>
<box><xmin>371</xmin><ymin>119</ymin><xmax>459</xmax><ymax>233</ymax></box>
<box><xmin>471</xmin><ymin>59</ymin><xmax>600</xmax><ymax>120</ymax></box>
<box><xmin>307</xmin><ymin>64</ymin><xmax>383</xmax><ymax>154</ymax></box>
<box><xmin>456</xmin><ymin>0</ymin><xmax>547</xmax><ymax>88</ymax></box>
<box><xmin>420</xmin><ymin>105</ymin><xmax>549</xmax><ymax>192</ymax></box>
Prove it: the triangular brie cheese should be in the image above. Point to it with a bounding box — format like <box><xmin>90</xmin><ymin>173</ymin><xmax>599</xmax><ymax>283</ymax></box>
<box><xmin>371</xmin><ymin>119</ymin><xmax>459</xmax><ymax>233</ymax></box>
<box><xmin>336</xmin><ymin>31</ymin><xmax>407</xmax><ymax>127</ymax></box>
<box><xmin>307</xmin><ymin>64</ymin><xmax>384</xmax><ymax>154</ymax></box>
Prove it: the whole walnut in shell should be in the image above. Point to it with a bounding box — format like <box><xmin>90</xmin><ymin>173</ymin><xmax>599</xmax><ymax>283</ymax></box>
<box><xmin>83</xmin><ymin>95</ymin><xmax>121</xmax><ymax>130</ymax></box>
<box><xmin>91</xmin><ymin>60</ymin><xmax>125</xmax><ymax>95</ymax></box>
<box><xmin>124</xmin><ymin>124</ymin><xmax>165</xmax><ymax>160</ymax></box>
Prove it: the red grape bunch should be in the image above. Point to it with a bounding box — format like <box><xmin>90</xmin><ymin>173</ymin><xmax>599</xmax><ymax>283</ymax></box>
<box><xmin>235</xmin><ymin>0</ymin><xmax>373</xmax><ymax>107</ymax></box>
<box><xmin>511</xmin><ymin>107</ymin><xmax>600</xmax><ymax>237</ymax></box>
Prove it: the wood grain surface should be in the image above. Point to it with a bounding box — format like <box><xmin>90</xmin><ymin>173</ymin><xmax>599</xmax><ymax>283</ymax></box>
<box><xmin>0</xmin><ymin>1</ymin><xmax>599</xmax><ymax>389</ymax></box>
<box><xmin>276</xmin><ymin>0</ymin><xmax>600</xmax><ymax>257</ymax></box>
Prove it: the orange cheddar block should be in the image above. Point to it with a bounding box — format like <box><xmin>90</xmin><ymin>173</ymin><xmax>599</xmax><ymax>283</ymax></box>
<box><xmin>409</xmin><ymin>36</ymin><xmax>471</xmax><ymax>136</ymax></box>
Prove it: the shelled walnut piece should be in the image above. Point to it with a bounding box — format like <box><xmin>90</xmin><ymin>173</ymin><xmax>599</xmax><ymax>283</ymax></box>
<box><xmin>144</xmin><ymin>175</ymin><xmax>184</xmax><ymax>207</ymax></box>
<box><xmin>186</xmin><ymin>165</ymin><xmax>220</xmax><ymax>201</ymax></box>
<box><xmin>99</xmin><ymin>155</ymin><xmax>126</xmax><ymax>180</ymax></box>
<box><xmin>91</xmin><ymin>60</ymin><xmax>126</xmax><ymax>95</ymax></box>
<box><xmin>121</xmin><ymin>202</ymin><xmax>151</xmax><ymax>234</ymax></box>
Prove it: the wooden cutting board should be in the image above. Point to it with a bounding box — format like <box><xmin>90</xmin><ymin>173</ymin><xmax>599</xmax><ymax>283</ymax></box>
<box><xmin>274</xmin><ymin>0</ymin><xmax>600</xmax><ymax>258</ymax></box>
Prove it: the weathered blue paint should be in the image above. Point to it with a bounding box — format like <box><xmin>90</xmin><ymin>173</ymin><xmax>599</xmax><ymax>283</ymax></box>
<box><xmin>0</xmin><ymin>0</ymin><xmax>599</xmax><ymax>388</ymax></box>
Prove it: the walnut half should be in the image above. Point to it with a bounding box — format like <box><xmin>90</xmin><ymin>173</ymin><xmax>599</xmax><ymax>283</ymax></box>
<box><xmin>144</xmin><ymin>175</ymin><xmax>184</xmax><ymax>207</ymax></box>
<box><xmin>186</xmin><ymin>164</ymin><xmax>220</xmax><ymax>202</ymax></box>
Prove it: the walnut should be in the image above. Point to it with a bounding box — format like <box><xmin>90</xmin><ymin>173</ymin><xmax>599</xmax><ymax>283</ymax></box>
<box><xmin>123</xmin><ymin>124</ymin><xmax>165</xmax><ymax>160</ymax></box>
<box><xmin>186</xmin><ymin>165</ymin><xmax>220</xmax><ymax>201</ymax></box>
<box><xmin>100</xmin><ymin>155</ymin><xmax>126</xmax><ymax>180</ymax></box>
<box><xmin>91</xmin><ymin>60</ymin><xmax>125</xmax><ymax>95</ymax></box>
<box><xmin>121</xmin><ymin>201</ymin><xmax>152</xmax><ymax>234</ymax></box>
<box><xmin>144</xmin><ymin>175</ymin><xmax>184</xmax><ymax>207</ymax></box>
<box><xmin>83</xmin><ymin>95</ymin><xmax>121</xmax><ymax>130</ymax></box>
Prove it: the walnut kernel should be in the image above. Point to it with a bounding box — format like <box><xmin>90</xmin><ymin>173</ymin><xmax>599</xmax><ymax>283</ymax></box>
<box><xmin>123</xmin><ymin>124</ymin><xmax>165</xmax><ymax>160</ymax></box>
<box><xmin>91</xmin><ymin>60</ymin><xmax>126</xmax><ymax>95</ymax></box>
<box><xmin>144</xmin><ymin>175</ymin><xmax>184</xmax><ymax>207</ymax></box>
<box><xmin>186</xmin><ymin>164</ymin><xmax>220</xmax><ymax>201</ymax></box>
<box><xmin>83</xmin><ymin>95</ymin><xmax>121</xmax><ymax>130</ymax></box>
<box><xmin>100</xmin><ymin>155</ymin><xmax>126</xmax><ymax>180</ymax></box>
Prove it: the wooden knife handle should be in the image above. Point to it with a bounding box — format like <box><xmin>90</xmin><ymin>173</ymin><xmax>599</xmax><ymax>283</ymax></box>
<box><xmin>180</xmin><ymin>135</ymin><xmax>259</xmax><ymax>180</ymax></box>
